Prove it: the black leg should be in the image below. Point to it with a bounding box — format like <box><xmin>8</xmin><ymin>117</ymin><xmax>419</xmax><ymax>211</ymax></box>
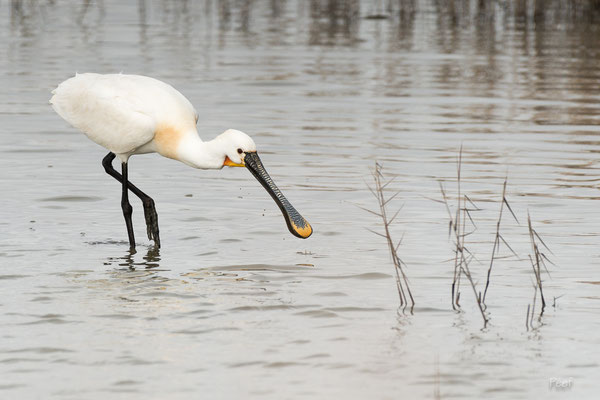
<box><xmin>103</xmin><ymin>152</ymin><xmax>160</xmax><ymax>248</ymax></box>
<box><xmin>121</xmin><ymin>161</ymin><xmax>136</xmax><ymax>249</ymax></box>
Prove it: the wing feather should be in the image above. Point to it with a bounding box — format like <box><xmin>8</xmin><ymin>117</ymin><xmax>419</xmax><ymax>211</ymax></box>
<box><xmin>50</xmin><ymin>74</ymin><xmax>157</xmax><ymax>155</ymax></box>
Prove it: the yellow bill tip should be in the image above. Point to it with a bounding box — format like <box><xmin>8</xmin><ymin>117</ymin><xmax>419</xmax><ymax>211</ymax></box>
<box><xmin>292</xmin><ymin>220</ymin><xmax>313</xmax><ymax>239</ymax></box>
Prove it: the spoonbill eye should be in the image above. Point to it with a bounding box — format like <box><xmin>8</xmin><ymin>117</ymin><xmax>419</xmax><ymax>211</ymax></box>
<box><xmin>237</xmin><ymin>148</ymin><xmax>243</xmax><ymax>154</ymax></box>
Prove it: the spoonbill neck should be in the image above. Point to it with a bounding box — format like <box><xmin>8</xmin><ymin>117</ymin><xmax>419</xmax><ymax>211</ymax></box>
<box><xmin>174</xmin><ymin>131</ymin><xmax>227</xmax><ymax>170</ymax></box>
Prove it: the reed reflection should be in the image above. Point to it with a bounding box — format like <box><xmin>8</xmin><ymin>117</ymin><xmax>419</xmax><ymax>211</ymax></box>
<box><xmin>308</xmin><ymin>0</ymin><xmax>360</xmax><ymax>46</ymax></box>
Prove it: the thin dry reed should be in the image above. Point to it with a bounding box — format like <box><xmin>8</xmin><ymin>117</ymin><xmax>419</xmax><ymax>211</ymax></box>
<box><xmin>439</xmin><ymin>147</ymin><xmax>488</xmax><ymax>327</ymax></box>
<box><xmin>481</xmin><ymin>178</ymin><xmax>519</xmax><ymax>309</ymax></box>
<box><xmin>526</xmin><ymin>213</ymin><xmax>553</xmax><ymax>330</ymax></box>
<box><xmin>363</xmin><ymin>162</ymin><xmax>414</xmax><ymax>314</ymax></box>
<box><xmin>366</xmin><ymin>149</ymin><xmax>555</xmax><ymax>331</ymax></box>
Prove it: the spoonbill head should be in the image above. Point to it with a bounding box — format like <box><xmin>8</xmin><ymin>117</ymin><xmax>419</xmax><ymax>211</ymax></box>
<box><xmin>49</xmin><ymin>73</ymin><xmax>312</xmax><ymax>248</ymax></box>
<box><xmin>215</xmin><ymin>128</ymin><xmax>257</xmax><ymax>166</ymax></box>
<box><xmin>213</xmin><ymin>129</ymin><xmax>313</xmax><ymax>241</ymax></box>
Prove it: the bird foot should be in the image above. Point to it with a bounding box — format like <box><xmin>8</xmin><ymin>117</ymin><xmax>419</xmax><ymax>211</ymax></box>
<box><xmin>143</xmin><ymin>198</ymin><xmax>160</xmax><ymax>248</ymax></box>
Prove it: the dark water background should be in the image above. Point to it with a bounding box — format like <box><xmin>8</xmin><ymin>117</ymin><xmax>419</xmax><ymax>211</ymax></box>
<box><xmin>1</xmin><ymin>0</ymin><xmax>599</xmax><ymax>398</ymax></box>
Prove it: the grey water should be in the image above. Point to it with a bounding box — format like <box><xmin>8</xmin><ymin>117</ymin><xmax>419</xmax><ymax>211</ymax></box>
<box><xmin>1</xmin><ymin>0</ymin><xmax>599</xmax><ymax>398</ymax></box>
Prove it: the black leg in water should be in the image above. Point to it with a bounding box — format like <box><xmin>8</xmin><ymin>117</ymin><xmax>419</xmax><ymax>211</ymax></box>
<box><xmin>102</xmin><ymin>152</ymin><xmax>161</xmax><ymax>248</ymax></box>
<box><xmin>120</xmin><ymin>161</ymin><xmax>135</xmax><ymax>248</ymax></box>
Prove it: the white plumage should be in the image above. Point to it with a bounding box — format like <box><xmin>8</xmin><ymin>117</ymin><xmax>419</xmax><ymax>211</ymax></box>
<box><xmin>50</xmin><ymin>73</ymin><xmax>199</xmax><ymax>161</ymax></box>
<box><xmin>49</xmin><ymin>73</ymin><xmax>312</xmax><ymax>248</ymax></box>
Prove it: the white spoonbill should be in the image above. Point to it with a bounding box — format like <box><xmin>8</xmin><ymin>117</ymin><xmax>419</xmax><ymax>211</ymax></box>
<box><xmin>50</xmin><ymin>73</ymin><xmax>312</xmax><ymax>249</ymax></box>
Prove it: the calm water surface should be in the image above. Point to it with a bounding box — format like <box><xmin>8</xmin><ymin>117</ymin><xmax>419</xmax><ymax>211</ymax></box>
<box><xmin>1</xmin><ymin>1</ymin><xmax>599</xmax><ymax>398</ymax></box>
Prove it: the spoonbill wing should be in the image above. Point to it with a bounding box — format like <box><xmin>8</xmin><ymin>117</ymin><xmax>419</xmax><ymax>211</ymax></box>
<box><xmin>50</xmin><ymin>73</ymin><xmax>156</xmax><ymax>155</ymax></box>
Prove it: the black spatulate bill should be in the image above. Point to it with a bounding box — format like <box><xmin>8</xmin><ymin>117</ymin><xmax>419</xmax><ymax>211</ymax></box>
<box><xmin>244</xmin><ymin>152</ymin><xmax>312</xmax><ymax>239</ymax></box>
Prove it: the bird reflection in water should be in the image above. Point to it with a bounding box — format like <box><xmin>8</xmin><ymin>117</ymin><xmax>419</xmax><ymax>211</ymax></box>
<box><xmin>106</xmin><ymin>245</ymin><xmax>162</xmax><ymax>271</ymax></box>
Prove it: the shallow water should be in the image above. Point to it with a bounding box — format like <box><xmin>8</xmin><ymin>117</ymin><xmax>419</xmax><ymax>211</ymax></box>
<box><xmin>1</xmin><ymin>0</ymin><xmax>599</xmax><ymax>398</ymax></box>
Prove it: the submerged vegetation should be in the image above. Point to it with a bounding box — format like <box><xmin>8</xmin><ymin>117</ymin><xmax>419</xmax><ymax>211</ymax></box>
<box><xmin>439</xmin><ymin>148</ymin><xmax>489</xmax><ymax>327</ymax></box>
<box><xmin>526</xmin><ymin>213</ymin><xmax>553</xmax><ymax>331</ymax></box>
<box><xmin>362</xmin><ymin>163</ymin><xmax>415</xmax><ymax>314</ymax></box>
<box><xmin>368</xmin><ymin>149</ymin><xmax>554</xmax><ymax>330</ymax></box>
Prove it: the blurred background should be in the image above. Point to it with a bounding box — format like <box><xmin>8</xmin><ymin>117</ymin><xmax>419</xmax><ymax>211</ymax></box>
<box><xmin>1</xmin><ymin>1</ymin><xmax>599</xmax><ymax>399</ymax></box>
